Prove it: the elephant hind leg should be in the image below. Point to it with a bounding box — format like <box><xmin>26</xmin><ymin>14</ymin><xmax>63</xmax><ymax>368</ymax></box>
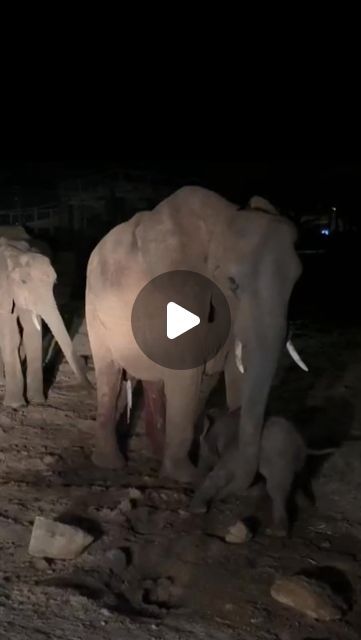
<box><xmin>161</xmin><ymin>369</ymin><xmax>202</xmax><ymax>484</ymax></box>
<box><xmin>264</xmin><ymin>473</ymin><xmax>291</xmax><ymax>537</ymax></box>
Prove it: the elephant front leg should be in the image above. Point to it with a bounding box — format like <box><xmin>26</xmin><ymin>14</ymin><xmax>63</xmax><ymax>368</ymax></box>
<box><xmin>91</xmin><ymin>357</ymin><xmax>126</xmax><ymax>469</ymax></box>
<box><xmin>87</xmin><ymin>310</ymin><xmax>126</xmax><ymax>469</ymax></box>
<box><xmin>0</xmin><ymin>348</ymin><xmax>4</xmax><ymax>384</ymax></box>
<box><xmin>1</xmin><ymin>313</ymin><xmax>25</xmax><ymax>408</ymax></box>
<box><xmin>191</xmin><ymin>294</ymin><xmax>288</xmax><ymax>512</ymax></box>
<box><xmin>19</xmin><ymin>309</ymin><xmax>45</xmax><ymax>404</ymax></box>
<box><xmin>161</xmin><ymin>369</ymin><xmax>202</xmax><ymax>484</ymax></box>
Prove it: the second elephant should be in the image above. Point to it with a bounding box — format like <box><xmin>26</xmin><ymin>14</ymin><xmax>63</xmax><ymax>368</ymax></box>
<box><xmin>0</xmin><ymin>237</ymin><xmax>89</xmax><ymax>407</ymax></box>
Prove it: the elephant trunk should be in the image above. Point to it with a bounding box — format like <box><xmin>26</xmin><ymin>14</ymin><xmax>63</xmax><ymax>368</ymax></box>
<box><xmin>38</xmin><ymin>299</ymin><xmax>91</xmax><ymax>389</ymax></box>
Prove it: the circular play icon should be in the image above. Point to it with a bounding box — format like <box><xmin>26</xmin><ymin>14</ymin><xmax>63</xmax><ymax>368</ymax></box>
<box><xmin>131</xmin><ymin>270</ymin><xmax>231</xmax><ymax>370</ymax></box>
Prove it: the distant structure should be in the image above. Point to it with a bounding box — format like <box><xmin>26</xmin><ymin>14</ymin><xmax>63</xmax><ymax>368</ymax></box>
<box><xmin>0</xmin><ymin>166</ymin><xmax>198</xmax><ymax>240</ymax></box>
<box><xmin>247</xmin><ymin>195</ymin><xmax>279</xmax><ymax>215</ymax></box>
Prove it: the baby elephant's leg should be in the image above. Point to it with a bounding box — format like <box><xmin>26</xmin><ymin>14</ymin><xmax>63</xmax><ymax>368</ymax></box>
<box><xmin>263</xmin><ymin>468</ymin><xmax>293</xmax><ymax>537</ymax></box>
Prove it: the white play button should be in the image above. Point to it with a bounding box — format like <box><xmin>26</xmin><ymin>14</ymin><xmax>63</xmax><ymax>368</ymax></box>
<box><xmin>166</xmin><ymin>302</ymin><xmax>200</xmax><ymax>340</ymax></box>
<box><xmin>131</xmin><ymin>270</ymin><xmax>231</xmax><ymax>369</ymax></box>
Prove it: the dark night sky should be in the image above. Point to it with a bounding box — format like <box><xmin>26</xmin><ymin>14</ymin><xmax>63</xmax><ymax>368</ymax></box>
<box><xmin>0</xmin><ymin>162</ymin><xmax>360</xmax><ymax>213</ymax></box>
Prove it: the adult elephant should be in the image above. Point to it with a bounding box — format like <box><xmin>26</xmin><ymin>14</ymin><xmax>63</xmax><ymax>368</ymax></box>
<box><xmin>85</xmin><ymin>186</ymin><xmax>302</xmax><ymax>492</ymax></box>
<box><xmin>0</xmin><ymin>235</ymin><xmax>90</xmax><ymax>407</ymax></box>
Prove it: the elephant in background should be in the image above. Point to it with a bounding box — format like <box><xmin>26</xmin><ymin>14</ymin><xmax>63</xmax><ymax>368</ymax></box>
<box><xmin>0</xmin><ymin>235</ymin><xmax>90</xmax><ymax>407</ymax></box>
<box><xmin>85</xmin><ymin>186</ymin><xmax>302</xmax><ymax>496</ymax></box>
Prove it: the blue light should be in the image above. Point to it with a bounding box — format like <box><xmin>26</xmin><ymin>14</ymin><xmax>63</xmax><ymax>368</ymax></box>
<box><xmin>321</xmin><ymin>227</ymin><xmax>330</xmax><ymax>236</ymax></box>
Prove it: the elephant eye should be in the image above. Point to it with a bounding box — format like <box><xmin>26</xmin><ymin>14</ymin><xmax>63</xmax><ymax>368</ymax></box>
<box><xmin>228</xmin><ymin>276</ymin><xmax>239</xmax><ymax>293</ymax></box>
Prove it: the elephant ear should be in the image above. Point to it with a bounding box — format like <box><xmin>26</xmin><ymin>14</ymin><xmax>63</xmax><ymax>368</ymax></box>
<box><xmin>248</xmin><ymin>196</ymin><xmax>279</xmax><ymax>215</ymax></box>
<box><xmin>0</xmin><ymin>247</ymin><xmax>14</xmax><ymax>313</ymax></box>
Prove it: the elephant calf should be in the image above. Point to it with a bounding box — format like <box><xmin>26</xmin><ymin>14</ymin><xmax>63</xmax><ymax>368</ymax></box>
<box><xmin>198</xmin><ymin>410</ymin><xmax>336</xmax><ymax>536</ymax></box>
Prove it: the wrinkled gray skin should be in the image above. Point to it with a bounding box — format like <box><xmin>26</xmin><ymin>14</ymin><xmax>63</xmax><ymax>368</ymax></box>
<box><xmin>198</xmin><ymin>409</ymin><xmax>335</xmax><ymax>535</ymax></box>
<box><xmin>86</xmin><ymin>186</ymin><xmax>301</xmax><ymax>491</ymax></box>
<box><xmin>0</xmin><ymin>229</ymin><xmax>89</xmax><ymax>407</ymax></box>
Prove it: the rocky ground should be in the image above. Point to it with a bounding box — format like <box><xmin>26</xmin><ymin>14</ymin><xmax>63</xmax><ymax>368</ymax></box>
<box><xmin>0</xmin><ymin>243</ymin><xmax>360</xmax><ymax>639</ymax></box>
<box><xmin>0</xmin><ymin>317</ymin><xmax>361</xmax><ymax>640</ymax></box>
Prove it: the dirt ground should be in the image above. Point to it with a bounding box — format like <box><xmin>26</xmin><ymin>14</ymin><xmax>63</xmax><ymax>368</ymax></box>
<box><xmin>0</xmin><ymin>319</ymin><xmax>361</xmax><ymax>640</ymax></box>
<box><xmin>1</xmin><ymin>244</ymin><xmax>361</xmax><ymax>640</ymax></box>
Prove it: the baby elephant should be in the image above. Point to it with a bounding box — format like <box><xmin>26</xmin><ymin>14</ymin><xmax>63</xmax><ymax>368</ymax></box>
<box><xmin>198</xmin><ymin>410</ymin><xmax>335</xmax><ymax>536</ymax></box>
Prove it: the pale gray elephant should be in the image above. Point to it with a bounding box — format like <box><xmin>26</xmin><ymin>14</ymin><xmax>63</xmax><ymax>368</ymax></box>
<box><xmin>0</xmin><ymin>236</ymin><xmax>90</xmax><ymax>407</ymax></box>
<box><xmin>85</xmin><ymin>186</ymin><xmax>303</xmax><ymax>493</ymax></box>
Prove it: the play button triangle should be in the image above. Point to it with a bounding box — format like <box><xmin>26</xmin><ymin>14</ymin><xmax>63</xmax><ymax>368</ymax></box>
<box><xmin>166</xmin><ymin>302</ymin><xmax>200</xmax><ymax>339</ymax></box>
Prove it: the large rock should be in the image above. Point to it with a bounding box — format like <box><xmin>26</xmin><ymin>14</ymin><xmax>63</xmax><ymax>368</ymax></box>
<box><xmin>271</xmin><ymin>575</ymin><xmax>344</xmax><ymax>621</ymax></box>
<box><xmin>28</xmin><ymin>517</ymin><xmax>94</xmax><ymax>560</ymax></box>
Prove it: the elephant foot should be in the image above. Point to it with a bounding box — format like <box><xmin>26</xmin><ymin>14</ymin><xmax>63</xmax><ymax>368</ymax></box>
<box><xmin>265</xmin><ymin>525</ymin><xmax>288</xmax><ymax>538</ymax></box>
<box><xmin>28</xmin><ymin>393</ymin><xmax>46</xmax><ymax>405</ymax></box>
<box><xmin>92</xmin><ymin>446</ymin><xmax>126</xmax><ymax>470</ymax></box>
<box><xmin>4</xmin><ymin>396</ymin><xmax>26</xmax><ymax>409</ymax></box>
<box><xmin>160</xmin><ymin>457</ymin><xmax>197</xmax><ymax>484</ymax></box>
<box><xmin>265</xmin><ymin>515</ymin><xmax>289</xmax><ymax>538</ymax></box>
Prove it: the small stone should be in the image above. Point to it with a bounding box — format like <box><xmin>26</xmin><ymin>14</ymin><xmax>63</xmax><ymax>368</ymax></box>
<box><xmin>128</xmin><ymin>488</ymin><xmax>142</xmax><ymax>501</ymax></box>
<box><xmin>43</xmin><ymin>454</ymin><xmax>59</xmax><ymax>466</ymax></box>
<box><xmin>28</xmin><ymin>517</ymin><xmax>94</xmax><ymax>560</ymax></box>
<box><xmin>130</xmin><ymin>507</ymin><xmax>169</xmax><ymax>535</ymax></box>
<box><xmin>118</xmin><ymin>498</ymin><xmax>132</xmax><ymax>514</ymax></box>
<box><xmin>144</xmin><ymin>578</ymin><xmax>181</xmax><ymax>607</ymax></box>
<box><xmin>0</xmin><ymin>416</ymin><xmax>12</xmax><ymax>428</ymax></box>
<box><xmin>320</xmin><ymin>539</ymin><xmax>331</xmax><ymax>549</ymax></box>
<box><xmin>32</xmin><ymin>558</ymin><xmax>50</xmax><ymax>571</ymax></box>
<box><xmin>105</xmin><ymin>549</ymin><xmax>127</xmax><ymax>574</ymax></box>
<box><xmin>225</xmin><ymin>521</ymin><xmax>252</xmax><ymax>544</ymax></box>
<box><xmin>271</xmin><ymin>575</ymin><xmax>344</xmax><ymax>621</ymax></box>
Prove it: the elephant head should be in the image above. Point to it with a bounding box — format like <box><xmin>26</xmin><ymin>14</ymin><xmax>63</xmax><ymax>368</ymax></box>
<box><xmin>0</xmin><ymin>239</ymin><xmax>90</xmax><ymax>388</ymax></box>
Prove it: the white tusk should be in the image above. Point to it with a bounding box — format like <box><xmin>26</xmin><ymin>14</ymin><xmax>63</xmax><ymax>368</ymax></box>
<box><xmin>235</xmin><ymin>339</ymin><xmax>245</xmax><ymax>374</ymax></box>
<box><xmin>32</xmin><ymin>312</ymin><xmax>41</xmax><ymax>331</ymax></box>
<box><xmin>126</xmin><ymin>379</ymin><xmax>132</xmax><ymax>423</ymax></box>
<box><xmin>44</xmin><ymin>336</ymin><xmax>56</xmax><ymax>365</ymax></box>
<box><xmin>286</xmin><ymin>339</ymin><xmax>309</xmax><ymax>372</ymax></box>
